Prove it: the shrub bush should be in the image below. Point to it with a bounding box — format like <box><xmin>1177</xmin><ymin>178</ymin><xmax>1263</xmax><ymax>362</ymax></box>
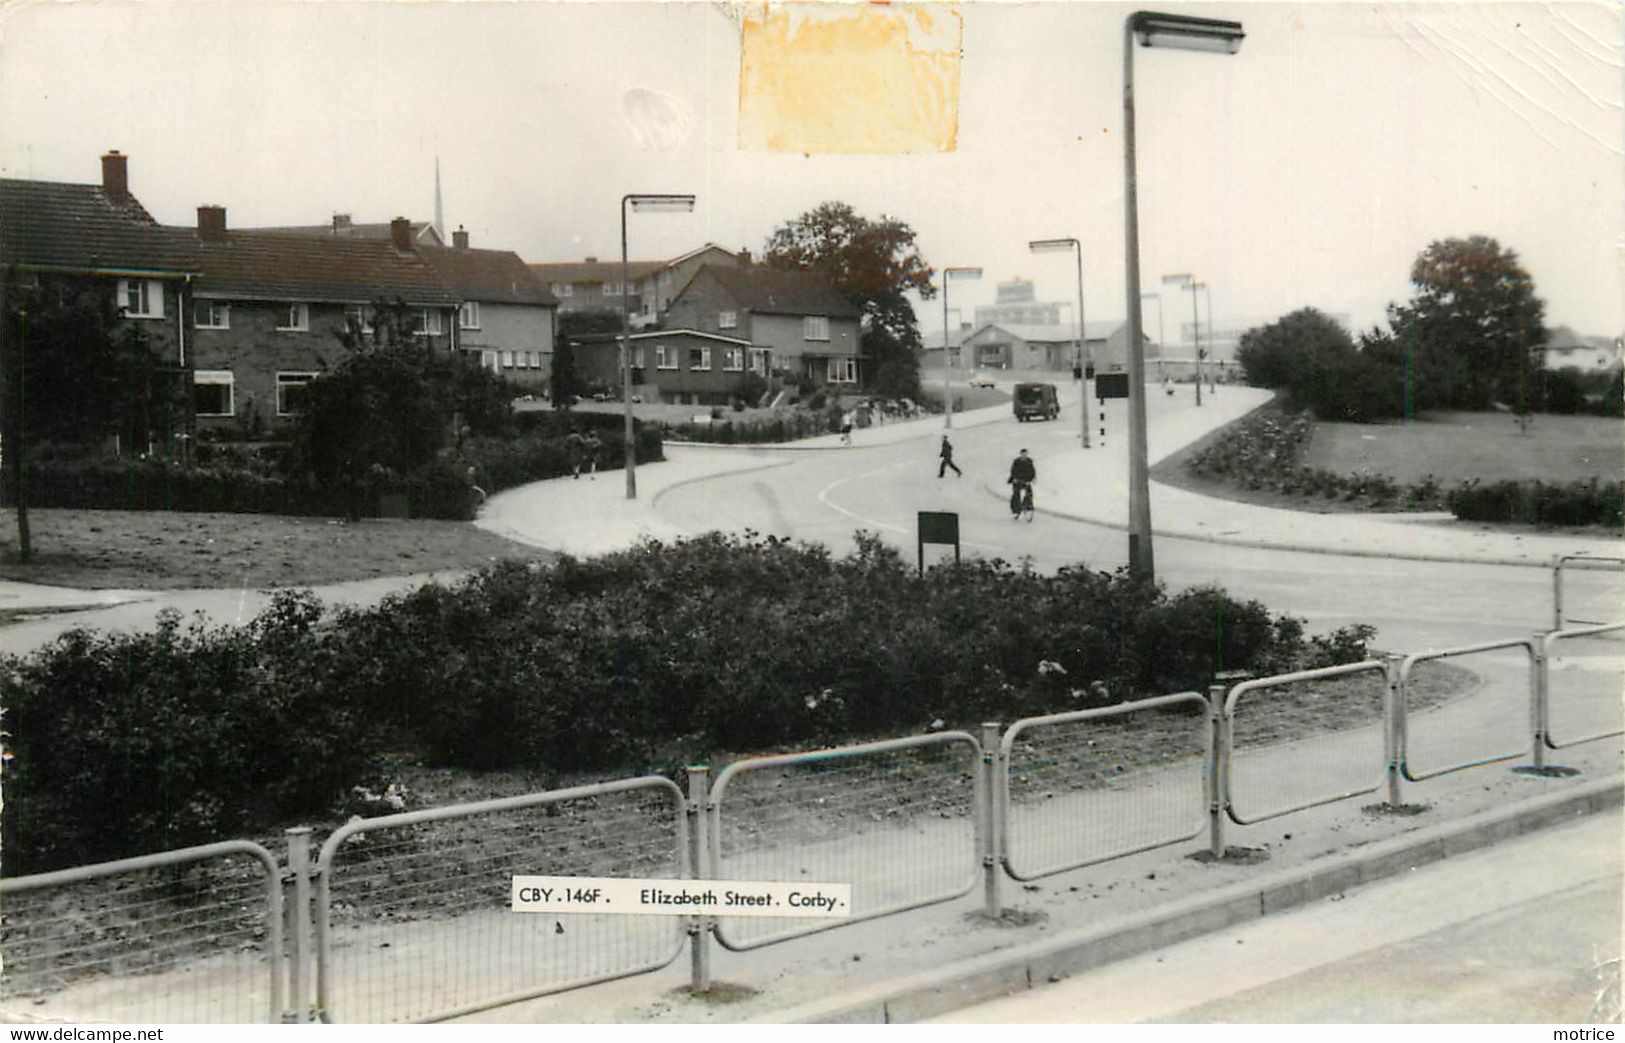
<box><xmin>1447</xmin><ymin>478</ymin><xmax>1624</xmax><ymax>528</ymax></box>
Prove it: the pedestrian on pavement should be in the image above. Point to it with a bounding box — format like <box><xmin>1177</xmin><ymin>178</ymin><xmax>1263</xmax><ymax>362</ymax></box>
<box><xmin>840</xmin><ymin>412</ymin><xmax>854</xmax><ymax>446</ymax></box>
<box><xmin>579</xmin><ymin>431</ymin><xmax>601</xmax><ymax>480</ymax></box>
<box><xmin>938</xmin><ymin>435</ymin><xmax>962</xmax><ymax>478</ymax></box>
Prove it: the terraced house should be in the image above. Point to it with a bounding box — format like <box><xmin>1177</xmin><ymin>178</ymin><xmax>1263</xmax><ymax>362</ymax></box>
<box><xmin>1</xmin><ymin>151</ymin><xmax>554</xmax><ymax>439</ymax></box>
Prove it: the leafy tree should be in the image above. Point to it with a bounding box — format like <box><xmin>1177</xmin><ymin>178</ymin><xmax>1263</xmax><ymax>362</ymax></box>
<box><xmin>289</xmin><ymin>299</ymin><xmax>514</xmax><ymax>514</ymax></box>
<box><xmin>763</xmin><ymin>202</ymin><xmax>933</xmax><ymax>397</ymax></box>
<box><xmin>553</xmin><ymin>310</ymin><xmax>622</xmax><ymax>406</ymax></box>
<box><xmin>1236</xmin><ymin>308</ymin><xmax>1355</xmax><ymax>391</ymax></box>
<box><xmin>1385</xmin><ymin>236</ymin><xmax>1547</xmax><ymax>411</ymax></box>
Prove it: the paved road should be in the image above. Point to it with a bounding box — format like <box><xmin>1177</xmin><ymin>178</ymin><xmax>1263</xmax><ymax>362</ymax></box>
<box><xmin>933</xmin><ymin>811</ymin><xmax>1623</xmax><ymax>1024</ymax></box>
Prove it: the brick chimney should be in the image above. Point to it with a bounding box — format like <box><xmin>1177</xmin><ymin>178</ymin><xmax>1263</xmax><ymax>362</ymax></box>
<box><xmin>389</xmin><ymin>217</ymin><xmax>413</xmax><ymax>252</ymax></box>
<box><xmin>332</xmin><ymin>213</ymin><xmax>352</xmax><ymax>233</ymax></box>
<box><xmin>101</xmin><ymin>150</ymin><xmax>128</xmax><ymax>201</ymax></box>
<box><xmin>453</xmin><ymin>226</ymin><xmax>469</xmax><ymax>250</ymax></box>
<box><xmin>585</xmin><ymin>256</ymin><xmax>598</xmax><ymax>264</ymax></box>
<box><xmin>738</xmin><ymin>248</ymin><xmax>752</xmax><ymax>266</ymax></box>
<box><xmin>197</xmin><ymin>205</ymin><xmax>227</xmax><ymax>243</ymax></box>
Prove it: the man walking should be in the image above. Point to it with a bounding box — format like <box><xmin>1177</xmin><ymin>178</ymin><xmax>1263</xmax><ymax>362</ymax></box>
<box><xmin>938</xmin><ymin>435</ymin><xmax>962</xmax><ymax>478</ymax></box>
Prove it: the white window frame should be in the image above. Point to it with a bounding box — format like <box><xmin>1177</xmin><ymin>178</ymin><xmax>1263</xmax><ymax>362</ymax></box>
<box><xmin>417</xmin><ymin>309</ymin><xmax>445</xmax><ymax>337</ymax></box>
<box><xmin>602</xmin><ymin>281</ymin><xmax>624</xmax><ymax>297</ymax></box>
<box><xmin>193</xmin><ymin>370</ymin><xmax>235</xmax><ymax>417</ymax></box>
<box><xmin>719</xmin><ymin>309</ymin><xmax>738</xmax><ymax>330</ymax></box>
<box><xmin>827</xmin><ymin>357</ymin><xmax>858</xmax><ymax>384</ymax></box>
<box><xmin>459</xmin><ymin>301</ymin><xmax>481</xmax><ymax>330</ymax></box>
<box><xmin>804</xmin><ymin>315</ymin><xmax>830</xmax><ymax>342</ymax></box>
<box><xmin>630</xmin><ymin>345</ymin><xmax>646</xmax><ymax>369</ymax></box>
<box><xmin>118</xmin><ymin>278</ymin><xmax>163</xmax><ymax>319</ymax></box>
<box><xmin>193</xmin><ymin>300</ymin><xmax>230</xmax><ymax>329</ymax></box>
<box><xmin>656</xmin><ymin>345</ymin><xmax>678</xmax><ymax>370</ymax></box>
<box><xmin>689</xmin><ymin>346</ymin><xmax>711</xmax><ymax>372</ymax></box>
<box><xmin>277</xmin><ymin>302</ymin><xmax>309</xmax><ymax>332</ymax></box>
<box><xmin>275</xmin><ymin>371</ymin><xmax>317</xmax><ymax>417</ymax></box>
<box><xmin>723</xmin><ymin>347</ymin><xmax>745</xmax><ymax>372</ymax></box>
<box><xmin>552</xmin><ymin>283</ymin><xmax>573</xmax><ymax>297</ymax></box>
<box><xmin>481</xmin><ymin>349</ymin><xmax>499</xmax><ymax>373</ymax></box>
<box><xmin>502</xmin><ymin>350</ymin><xmax>515</xmax><ymax>368</ymax></box>
<box><xmin>344</xmin><ymin>305</ymin><xmax>373</xmax><ymax>336</ymax></box>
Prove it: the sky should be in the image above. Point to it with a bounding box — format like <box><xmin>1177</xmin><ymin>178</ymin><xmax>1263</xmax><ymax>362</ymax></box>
<box><xmin>1</xmin><ymin>0</ymin><xmax>1619</xmax><ymax>344</ymax></box>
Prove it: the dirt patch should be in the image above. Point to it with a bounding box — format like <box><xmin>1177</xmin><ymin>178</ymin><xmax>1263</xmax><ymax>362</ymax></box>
<box><xmin>0</xmin><ymin>508</ymin><xmax>549</xmax><ymax>589</ymax></box>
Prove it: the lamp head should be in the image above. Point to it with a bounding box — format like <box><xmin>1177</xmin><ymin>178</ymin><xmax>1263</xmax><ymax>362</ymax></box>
<box><xmin>1161</xmin><ymin>273</ymin><xmax>1193</xmax><ymax>288</ymax></box>
<box><xmin>1028</xmin><ymin>238</ymin><xmax>1079</xmax><ymax>254</ymax></box>
<box><xmin>1131</xmin><ymin>11</ymin><xmax>1245</xmax><ymax>54</ymax></box>
<box><xmin>944</xmin><ymin>267</ymin><xmax>983</xmax><ymax>282</ymax></box>
<box><xmin>626</xmin><ymin>194</ymin><xmax>697</xmax><ymax>213</ymax></box>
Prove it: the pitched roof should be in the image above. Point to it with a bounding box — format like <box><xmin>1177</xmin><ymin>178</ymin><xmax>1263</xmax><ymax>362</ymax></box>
<box><xmin>0</xmin><ymin>178</ymin><xmax>200</xmax><ymax>275</ymax></box>
<box><xmin>687</xmin><ymin>264</ymin><xmax>861</xmax><ymax>318</ymax></box>
<box><xmin>576</xmin><ymin>327</ymin><xmax>753</xmax><ymax>346</ymax></box>
<box><xmin>190</xmin><ymin>230</ymin><xmax>460</xmax><ymax>306</ymax></box>
<box><xmin>253</xmin><ymin>219</ymin><xmax>443</xmax><ymax>246</ymax></box>
<box><xmin>529</xmin><ymin>258</ymin><xmax>663</xmax><ymax>285</ymax></box>
<box><xmin>418</xmin><ymin>244</ymin><xmax>557</xmax><ymax>306</ymax></box>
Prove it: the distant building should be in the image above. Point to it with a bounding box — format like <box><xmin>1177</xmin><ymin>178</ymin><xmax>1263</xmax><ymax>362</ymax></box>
<box><xmin>530</xmin><ymin>243</ymin><xmax>746</xmax><ymax>329</ymax></box>
<box><xmin>974</xmin><ymin>277</ymin><xmax>1064</xmax><ymax>328</ymax></box>
<box><xmin>1542</xmin><ymin>325</ymin><xmax>1623</xmax><ymax>372</ymax></box>
<box><xmin>572</xmin><ymin>329</ymin><xmax>763</xmax><ymax>406</ymax></box>
<box><xmin>664</xmin><ymin>264</ymin><xmax>861</xmax><ymax>387</ymax></box>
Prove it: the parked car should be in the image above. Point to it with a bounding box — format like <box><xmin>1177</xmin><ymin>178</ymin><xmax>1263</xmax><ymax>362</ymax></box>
<box><xmin>969</xmin><ymin>372</ymin><xmax>998</xmax><ymax>388</ymax></box>
<box><xmin>1013</xmin><ymin>382</ymin><xmax>1060</xmax><ymax>422</ymax></box>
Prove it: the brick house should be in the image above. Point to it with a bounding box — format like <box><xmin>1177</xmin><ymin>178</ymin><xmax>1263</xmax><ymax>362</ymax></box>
<box><xmin>418</xmin><ymin>229</ymin><xmax>557</xmax><ymax>391</ymax></box>
<box><xmin>663</xmin><ymin>264</ymin><xmax>862</xmax><ymax>387</ymax></box>
<box><xmin>572</xmin><ymin>329</ymin><xmax>764</xmax><ymax>406</ymax></box>
<box><xmin>531</xmin><ymin>243</ymin><xmax>747</xmax><ymax>330</ymax></box>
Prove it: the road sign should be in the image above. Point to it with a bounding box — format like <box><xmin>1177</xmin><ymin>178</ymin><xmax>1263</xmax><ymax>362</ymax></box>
<box><xmin>917</xmin><ymin>511</ymin><xmax>960</xmax><ymax>575</ymax></box>
<box><xmin>1096</xmin><ymin>373</ymin><xmax>1129</xmax><ymax>400</ymax></box>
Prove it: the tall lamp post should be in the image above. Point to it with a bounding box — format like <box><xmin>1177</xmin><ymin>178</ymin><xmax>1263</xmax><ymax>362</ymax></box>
<box><xmin>1124</xmin><ymin>10</ymin><xmax>1244</xmax><ymax>580</ymax></box>
<box><xmin>620</xmin><ymin>193</ymin><xmax>695</xmax><ymax>499</ymax></box>
<box><xmin>1029</xmin><ymin>237</ymin><xmax>1089</xmax><ymax>448</ymax></box>
<box><xmin>941</xmin><ymin>266</ymin><xmax>982</xmax><ymax>428</ymax></box>
<box><xmin>1201</xmin><ymin>281</ymin><xmax>1216</xmax><ymax>391</ymax></box>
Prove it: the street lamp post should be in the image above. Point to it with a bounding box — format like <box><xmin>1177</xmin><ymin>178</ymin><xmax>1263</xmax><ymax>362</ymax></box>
<box><xmin>941</xmin><ymin>266</ymin><xmax>982</xmax><ymax>429</ymax></box>
<box><xmin>1162</xmin><ymin>272</ymin><xmax>1203</xmax><ymax>405</ymax></box>
<box><xmin>620</xmin><ymin>193</ymin><xmax>695</xmax><ymax>500</ymax></box>
<box><xmin>1124</xmin><ymin>10</ymin><xmax>1244</xmax><ymax>580</ymax></box>
<box><xmin>1141</xmin><ymin>292</ymin><xmax>1164</xmax><ymax>379</ymax></box>
<box><xmin>1029</xmin><ymin>238</ymin><xmax>1089</xmax><ymax>448</ymax></box>
<box><xmin>1202</xmin><ymin>281</ymin><xmax>1216</xmax><ymax>393</ymax></box>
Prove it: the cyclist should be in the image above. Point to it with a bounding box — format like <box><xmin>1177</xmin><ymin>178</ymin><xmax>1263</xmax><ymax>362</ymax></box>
<box><xmin>1007</xmin><ymin>448</ymin><xmax>1036</xmax><ymax>520</ymax></box>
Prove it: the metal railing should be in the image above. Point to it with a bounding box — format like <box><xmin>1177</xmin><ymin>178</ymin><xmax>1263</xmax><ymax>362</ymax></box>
<box><xmin>1397</xmin><ymin>638</ymin><xmax>1535</xmax><ymax>781</ymax></box>
<box><xmin>1540</xmin><ymin>623</ymin><xmax>1625</xmax><ymax>753</ymax></box>
<box><xmin>706</xmin><ymin>732</ymin><xmax>982</xmax><ymax>951</ymax></box>
<box><xmin>1553</xmin><ymin>554</ymin><xmax>1625</xmax><ymax>630</ymax></box>
<box><xmin>1223</xmin><ymin>660</ymin><xmax>1392</xmax><ymax>825</ymax></box>
<box><xmin>997</xmin><ymin>693</ymin><xmax>1208</xmax><ymax>880</ymax></box>
<box><xmin>0</xmin><ymin>841</ymin><xmax>284</xmax><ymax>1023</ymax></box>
<box><xmin>312</xmin><ymin>776</ymin><xmax>686</xmax><ymax>1023</ymax></box>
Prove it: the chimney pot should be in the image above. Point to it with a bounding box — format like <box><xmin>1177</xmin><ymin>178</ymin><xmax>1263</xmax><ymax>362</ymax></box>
<box><xmin>453</xmin><ymin>226</ymin><xmax>469</xmax><ymax>250</ymax></box>
<box><xmin>332</xmin><ymin>213</ymin><xmax>352</xmax><ymax>233</ymax></box>
<box><xmin>738</xmin><ymin>249</ymin><xmax>752</xmax><ymax>266</ymax></box>
<box><xmin>101</xmin><ymin>150</ymin><xmax>129</xmax><ymax>201</ymax></box>
<box><xmin>389</xmin><ymin>217</ymin><xmax>413</xmax><ymax>252</ymax></box>
<box><xmin>197</xmin><ymin>205</ymin><xmax>227</xmax><ymax>243</ymax></box>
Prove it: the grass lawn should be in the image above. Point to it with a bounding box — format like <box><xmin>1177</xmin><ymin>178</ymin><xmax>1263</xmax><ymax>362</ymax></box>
<box><xmin>1303</xmin><ymin>411</ymin><xmax>1623</xmax><ymax>484</ymax></box>
<box><xmin>0</xmin><ymin>508</ymin><xmax>549</xmax><ymax>590</ymax></box>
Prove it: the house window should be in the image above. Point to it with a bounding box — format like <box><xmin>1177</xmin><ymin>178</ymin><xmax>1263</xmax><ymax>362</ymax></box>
<box><xmin>656</xmin><ymin>345</ymin><xmax>678</xmax><ymax>370</ymax></box>
<box><xmin>417</xmin><ymin>309</ymin><xmax>445</xmax><ymax>336</ymax></box>
<box><xmin>689</xmin><ymin>347</ymin><xmax>711</xmax><ymax>371</ymax></box>
<box><xmin>277</xmin><ymin>303</ymin><xmax>309</xmax><ymax>331</ymax></box>
<box><xmin>804</xmin><ymin>315</ymin><xmax>830</xmax><ymax>341</ymax></box>
<box><xmin>194</xmin><ymin>301</ymin><xmax>230</xmax><ymax>329</ymax></box>
<box><xmin>276</xmin><ymin>372</ymin><xmax>317</xmax><ymax>416</ymax></box>
<box><xmin>118</xmin><ymin>278</ymin><xmax>163</xmax><ymax>319</ymax></box>
<box><xmin>602</xmin><ymin>282</ymin><xmax>624</xmax><ymax>297</ymax></box>
<box><xmin>503</xmin><ymin>350</ymin><xmax>515</xmax><ymax>368</ymax></box>
<box><xmin>723</xmin><ymin>347</ymin><xmax>745</xmax><ymax>372</ymax></box>
<box><xmin>551</xmin><ymin>283</ymin><xmax>573</xmax><ymax>297</ymax></box>
<box><xmin>459</xmin><ymin>301</ymin><xmax>481</xmax><ymax>330</ymax></box>
<box><xmin>193</xmin><ymin>371</ymin><xmax>234</xmax><ymax>417</ymax></box>
<box><xmin>481</xmin><ymin>350</ymin><xmax>499</xmax><ymax>373</ymax></box>
<box><xmin>344</xmin><ymin>305</ymin><xmax>373</xmax><ymax>336</ymax></box>
<box><xmin>827</xmin><ymin>357</ymin><xmax>858</xmax><ymax>384</ymax></box>
<box><xmin>719</xmin><ymin>310</ymin><xmax>737</xmax><ymax>330</ymax></box>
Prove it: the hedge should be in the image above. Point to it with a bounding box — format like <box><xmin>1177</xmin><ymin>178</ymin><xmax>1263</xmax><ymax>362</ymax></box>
<box><xmin>2</xmin><ymin>532</ymin><xmax>1372</xmax><ymax>872</ymax></box>
<box><xmin>1448</xmin><ymin>478</ymin><xmax>1624</xmax><ymax>528</ymax></box>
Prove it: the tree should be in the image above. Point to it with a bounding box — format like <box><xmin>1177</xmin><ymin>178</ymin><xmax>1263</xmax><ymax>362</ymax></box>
<box><xmin>1235</xmin><ymin>308</ymin><xmax>1355</xmax><ymax>391</ymax></box>
<box><xmin>553</xmin><ymin>309</ymin><xmax>622</xmax><ymax>406</ymax></box>
<box><xmin>1385</xmin><ymin>236</ymin><xmax>1547</xmax><ymax>412</ymax></box>
<box><xmin>763</xmin><ymin>202</ymin><xmax>934</xmax><ymax>397</ymax></box>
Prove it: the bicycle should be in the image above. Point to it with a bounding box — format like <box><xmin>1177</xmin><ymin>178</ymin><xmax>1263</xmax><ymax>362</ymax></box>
<box><xmin>1009</xmin><ymin>478</ymin><xmax>1034</xmax><ymax>521</ymax></box>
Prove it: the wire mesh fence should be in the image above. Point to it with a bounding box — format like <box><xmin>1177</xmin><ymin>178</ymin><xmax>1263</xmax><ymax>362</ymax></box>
<box><xmin>0</xmin><ymin>842</ymin><xmax>282</xmax><ymax>1023</ymax></box>
<box><xmin>708</xmin><ymin>733</ymin><xmax>980</xmax><ymax>951</ymax></box>
<box><xmin>1398</xmin><ymin>640</ymin><xmax>1533</xmax><ymax>781</ymax></box>
<box><xmin>315</xmin><ymin>777</ymin><xmax>685</xmax><ymax>1023</ymax></box>
<box><xmin>1224</xmin><ymin>662</ymin><xmax>1389</xmax><ymax>824</ymax></box>
<box><xmin>1545</xmin><ymin>624</ymin><xmax>1625</xmax><ymax>749</ymax></box>
<box><xmin>999</xmin><ymin>694</ymin><xmax>1207</xmax><ymax>881</ymax></box>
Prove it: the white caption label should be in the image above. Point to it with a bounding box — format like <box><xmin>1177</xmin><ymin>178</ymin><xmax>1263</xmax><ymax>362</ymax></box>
<box><xmin>512</xmin><ymin>876</ymin><xmax>851</xmax><ymax>918</ymax></box>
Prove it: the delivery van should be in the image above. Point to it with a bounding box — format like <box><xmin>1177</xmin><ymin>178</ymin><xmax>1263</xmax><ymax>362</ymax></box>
<box><xmin>1012</xmin><ymin>382</ymin><xmax>1060</xmax><ymax>422</ymax></box>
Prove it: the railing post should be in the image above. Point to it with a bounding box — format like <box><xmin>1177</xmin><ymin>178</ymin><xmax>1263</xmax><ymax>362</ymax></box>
<box><xmin>1204</xmin><ymin>686</ymin><xmax>1227</xmax><ymax>859</ymax></box>
<box><xmin>1531</xmin><ymin>635</ymin><xmax>1549</xmax><ymax>771</ymax></box>
<box><xmin>1553</xmin><ymin>555</ymin><xmax>1565</xmax><ymax>632</ymax></box>
<box><xmin>1383</xmin><ymin>654</ymin><xmax>1405</xmax><ymax>808</ymax></box>
<box><xmin>978</xmin><ymin>721</ymin><xmax>1003</xmax><ymax>919</ymax></box>
<box><xmin>686</xmin><ymin>766</ymin><xmax>712</xmax><ymax>995</ymax></box>
<box><xmin>283</xmin><ymin>827</ymin><xmax>313</xmax><ymax>1024</ymax></box>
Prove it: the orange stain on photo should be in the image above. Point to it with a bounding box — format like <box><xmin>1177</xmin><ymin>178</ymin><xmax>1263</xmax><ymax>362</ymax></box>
<box><xmin>738</xmin><ymin>3</ymin><xmax>962</xmax><ymax>154</ymax></box>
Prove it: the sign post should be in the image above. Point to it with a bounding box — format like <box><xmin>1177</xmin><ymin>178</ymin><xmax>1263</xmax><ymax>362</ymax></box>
<box><xmin>917</xmin><ymin>511</ymin><xmax>961</xmax><ymax>575</ymax></box>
